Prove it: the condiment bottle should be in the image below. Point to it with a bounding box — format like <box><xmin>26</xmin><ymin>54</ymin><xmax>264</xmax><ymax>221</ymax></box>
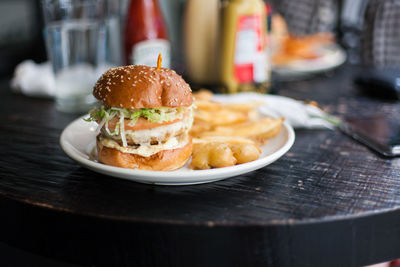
<box><xmin>183</xmin><ymin>0</ymin><xmax>220</xmax><ymax>85</ymax></box>
<box><xmin>219</xmin><ymin>0</ymin><xmax>269</xmax><ymax>93</ymax></box>
<box><xmin>124</xmin><ymin>0</ymin><xmax>171</xmax><ymax>67</ymax></box>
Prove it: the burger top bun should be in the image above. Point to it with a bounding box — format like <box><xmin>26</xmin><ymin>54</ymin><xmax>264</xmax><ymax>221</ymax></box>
<box><xmin>93</xmin><ymin>65</ymin><xmax>193</xmax><ymax>109</ymax></box>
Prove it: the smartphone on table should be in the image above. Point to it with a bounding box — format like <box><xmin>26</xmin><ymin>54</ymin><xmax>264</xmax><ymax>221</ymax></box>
<box><xmin>340</xmin><ymin>114</ymin><xmax>400</xmax><ymax>157</ymax></box>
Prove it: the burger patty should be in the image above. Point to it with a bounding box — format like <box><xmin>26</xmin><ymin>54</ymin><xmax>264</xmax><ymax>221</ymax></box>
<box><xmin>102</xmin><ymin>114</ymin><xmax>193</xmax><ymax>145</ymax></box>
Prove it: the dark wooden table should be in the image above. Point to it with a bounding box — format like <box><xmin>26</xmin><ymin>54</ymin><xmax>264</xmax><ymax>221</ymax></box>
<box><xmin>1</xmin><ymin>65</ymin><xmax>400</xmax><ymax>267</ymax></box>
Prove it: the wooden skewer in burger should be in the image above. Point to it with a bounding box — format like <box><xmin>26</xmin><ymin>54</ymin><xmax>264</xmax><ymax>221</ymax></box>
<box><xmin>87</xmin><ymin>54</ymin><xmax>194</xmax><ymax>170</ymax></box>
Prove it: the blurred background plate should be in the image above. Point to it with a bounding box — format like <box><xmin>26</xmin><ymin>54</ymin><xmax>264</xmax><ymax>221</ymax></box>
<box><xmin>273</xmin><ymin>44</ymin><xmax>347</xmax><ymax>81</ymax></box>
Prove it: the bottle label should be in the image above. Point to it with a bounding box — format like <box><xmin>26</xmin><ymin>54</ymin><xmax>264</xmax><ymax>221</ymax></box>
<box><xmin>131</xmin><ymin>39</ymin><xmax>171</xmax><ymax>68</ymax></box>
<box><xmin>234</xmin><ymin>15</ymin><xmax>267</xmax><ymax>83</ymax></box>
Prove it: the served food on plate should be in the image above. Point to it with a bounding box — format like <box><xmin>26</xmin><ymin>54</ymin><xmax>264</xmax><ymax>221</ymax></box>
<box><xmin>271</xmin><ymin>14</ymin><xmax>335</xmax><ymax>66</ymax></box>
<box><xmin>84</xmin><ymin>57</ymin><xmax>283</xmax><ymax>172</ymax></box>
<box><xmin>86</xmin><ymin>55</ymin><xmax>194</xmax><ymax>171</ymax></box>
<box><xmin>190</xmin><ymin>90</ymin><xmax>284</xmax><ymax>169</ymax></box>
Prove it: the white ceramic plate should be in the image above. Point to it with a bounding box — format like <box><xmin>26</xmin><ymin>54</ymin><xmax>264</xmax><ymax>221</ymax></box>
<box><xmin>60</xmin><ymin>113</ymin><xmax>295</xmax><ymax>186</ymax></box>
<box><xmin>273</xmin><ymin>44</ymin><xmax>347</xmax><ymax>81</ymax></box>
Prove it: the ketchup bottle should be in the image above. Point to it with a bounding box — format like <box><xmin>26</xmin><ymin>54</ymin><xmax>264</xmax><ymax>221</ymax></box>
<box><xmin>124</xmin><ymin>0</ymin><xmax>171</xmax><ymax>67</ymax></box>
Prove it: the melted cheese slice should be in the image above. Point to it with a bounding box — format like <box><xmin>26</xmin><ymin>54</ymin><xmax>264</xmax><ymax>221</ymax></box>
<box><xmin>100</xmin><ymin>134</ymin><xmax>189</xmax><ymax>157</ymax></box>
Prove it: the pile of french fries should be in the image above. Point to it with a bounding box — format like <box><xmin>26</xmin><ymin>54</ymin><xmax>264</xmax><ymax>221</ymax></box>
<box><xmin>190</xmin><ymin>90</ymin><xmax>284</xmax><ymax>169</ymax></box>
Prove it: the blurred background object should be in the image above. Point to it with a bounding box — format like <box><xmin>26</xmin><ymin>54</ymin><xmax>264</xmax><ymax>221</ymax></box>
<box><xmin>355</xmin><ymin>68</ymin><xmax>400</xmax><ymax>100</ymax></box>
<box><xmin>124</xmin><ymin>0</ymin><xmax>170</xmax><ymax>67</ymax></box>
<box><xmin>271</xmin><ymin>0</ymin><xmax>338</xmax><ymax>35</ymax></box>
<box><xmin>4</xmin><ymin>0</ymin><xmax>400</xmax><ymax>94</ymax></box>
<box><xmin>269</xmin><ymin>7</ymin><xmax>345</xmax><ymax>81</ymax></box>
<box><xmin>361</xmin><ymin>0</ymin><xmax>400</xmax><ymax>68</ymax></box>
<box><xmin>219</xmin><ymin>0</ymin><xmax>270</xmax><ymax>94</ymax></box>
<box><xmin>270</xmin><ymin>0</ymin><xmax>371</xmax><ymax>65</ymax></box>
<box><xmin>159</xmin><ymin>0</ymin><xmax>185</xmax><ymax>71</ymax></box>
<box><xmin>183</xmin><ymin>0</ymin><xmax>220</xmax><ymax>86</ymax></box>
<box><xmin>42</xmin><ymin>0</ymin><xmax>121</xmax><ymax>113</ymax></box>
<box><xmin>270</xmin><ymin>0</ymin><xmax>400</xmax><ymax>68</ymax></box>
<box><xmin>339</xmin><ymin>0</ymin><xmax>369</xmax><ymax>64</ymax></box>
<box><xmin>269</xmin><ymin>0</ymin><xmax>400</xmax><ymax>80</ymax></box>
<box><xmin>104</xmin><ymin>0</ymin><xmax>124</xmax><ymax>66</ymax></box>
<box><xmin>0</xmin><ymin>0</ymin><xmax>46</xmax><ymax>77</ymax></box>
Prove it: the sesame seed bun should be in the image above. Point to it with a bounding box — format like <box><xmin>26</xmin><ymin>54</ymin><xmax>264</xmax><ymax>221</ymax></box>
<box><xmin>97</xmin><ymin>135</ymin><xmax>193</xmax><ymax>171</ymax></box>
<box><xmin>93</xmin><ymin>65</ymin><xmax>193</xmax><ymax>108</ymax></box>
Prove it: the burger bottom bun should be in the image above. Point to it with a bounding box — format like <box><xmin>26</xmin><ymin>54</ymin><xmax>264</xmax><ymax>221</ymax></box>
<box><xmin>97</xmin><ymin>136</ymin><xmax>192</xmax><ymax>171</ymax></box>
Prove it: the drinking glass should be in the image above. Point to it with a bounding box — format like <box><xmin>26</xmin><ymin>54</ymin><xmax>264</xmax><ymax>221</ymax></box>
<box><xmin>42</xmin><ymin>0</ymin><xmax>121</xmax><ymax>113</ymax></box>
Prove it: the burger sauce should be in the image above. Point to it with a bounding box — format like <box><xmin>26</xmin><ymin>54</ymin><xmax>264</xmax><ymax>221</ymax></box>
<box><xmin>124</xmin><ymin>0</ymin><xmax>171</xmax><ymax>67</ymax></box>
<box><xmin>219</xmin><ymin>0</ymin><xmax>269</xmax><ymax>93</ymax></box>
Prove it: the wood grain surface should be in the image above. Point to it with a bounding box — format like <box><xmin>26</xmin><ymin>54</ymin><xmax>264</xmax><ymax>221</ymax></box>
<box><xmin>1</xmin><ymin>65</ymin><xmax>400</xmax><ymax>267</ymax></box>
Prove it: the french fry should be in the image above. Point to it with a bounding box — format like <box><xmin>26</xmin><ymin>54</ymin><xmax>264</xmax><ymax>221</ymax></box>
<box><xmin>193</xmin><ymin>89</ymin><xmax>213</xmax><ymax>101</ymax></box>
<box><xmin>230</xmin><ymin>144</ymin><xmax>261</xmax><ymax>164</ymax></box>
<box><xmin>190</xmin><ymin>90</ymin><xmax>284</xmax><ymax>169</ymax></box>
<box><xmin>190</xmin><ymin>121</ymin><xmax>213</xmax><ymax>138</ymax></box>
<box><xmin>193</xmin><ymin>136</ymin><xmax>256</xmax><ymax>145</ymax></box>
<box><xmin>223</xmin><ymin>102</ymin><xmax>264</xmax><ymax>112</ymax></box>
<box><xmin>199</xmin><ymin>117</ymin><xmax>284</xmax><ymax>142</ymax></box>
<box><xmin>195</xmin><ymin>100</ymin><xmax>263</xmax><ymax>112</ymax></box>
<box><xmin>194</xmin><ymin>109</ymin><xmax>247</xmax><ymax>126</ymax></box>
<box><xmin>194</xmin><ymin>100</ymin><xmax>222</xmax><ymax>110</ymax></box>
<box><xmin>191</xmin><ymin>143</ymin><xmax>237</xmax><ymax>169</ymax></box>
<box><xmin>191</xmin><ymin>141</ymin><xmax>261</xmax><ymax>169</ymax></box>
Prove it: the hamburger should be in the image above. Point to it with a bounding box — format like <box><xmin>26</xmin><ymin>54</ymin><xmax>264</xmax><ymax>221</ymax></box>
<box><xmin>86</xmin><ymin>63</ymin><xmax>193</xmax><ymax>171</ymax></box>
